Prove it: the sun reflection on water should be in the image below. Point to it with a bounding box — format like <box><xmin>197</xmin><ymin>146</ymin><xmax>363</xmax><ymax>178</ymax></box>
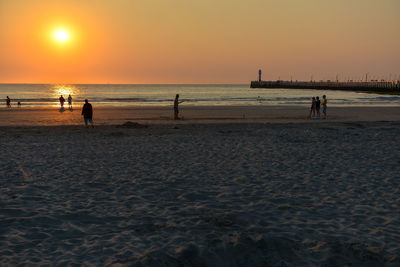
<box><xmin>52</xmin><ymin>85</ymin><xmax>80</xmax><ymax>106</ymax></box>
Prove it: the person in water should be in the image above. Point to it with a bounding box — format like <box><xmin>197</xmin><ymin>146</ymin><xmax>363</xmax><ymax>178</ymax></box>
<box><xmin>6</xmin><ymin>96</ymin><xmax>11</xmax><ymax>108</ymax></box>
<box><xmin>68</xmin><ymin>94</ymin><xmax>72</xmax><ymax>109</ymax></box>
<box><xmin>81</xmin><ymin>99</ymin><xmax>94</xmax><ymax>127</ymax></box>
<box><xmin>174</xmin><ymin>94</ymin><xmax>184</xmax><ymax>120</ymax></box>
<box><xmin>59</xmin><ymin>95</ymin><xmax>65</xmax><ymax>108</ymax></box>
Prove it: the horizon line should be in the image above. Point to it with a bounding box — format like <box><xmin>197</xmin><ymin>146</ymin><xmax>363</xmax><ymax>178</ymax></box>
<box><xmin>0</xmin><ymin>82</ymin><xmax>249</xmax><ymax>85</ymax></box>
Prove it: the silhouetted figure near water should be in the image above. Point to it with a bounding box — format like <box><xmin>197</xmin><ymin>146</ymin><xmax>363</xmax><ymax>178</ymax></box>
<box><xmin>68</xmin><ymin>95</ymin><xmax>72</xmax><ymax>110</ymax></box>
<box><xmin>174</xmin><ymin>94</ymin><xmax>184</xmax><ymax>120</ymax></box>
<box><xmin>59</xmin><ymin>95</ymin><xmax>65</xmax><ymax>108</ymax></box>
<box><xmin>315</xmin><ymin>96</ymin><xmax>321</xmax><ymax>118</ymax></box>
<box><xmin>309</xmin><ymin>97</ymin><xmax>316</xmax><ymax>119</ymax></box>
<box><xmin>17</xmin><ymin>101</ymin><xmax>21</xmax><ymax>108</ymax></box>
<box><xmin>6</xmin><ymin>96</ymin><xmax>11</xmax><ymax>108</ymax></box>
<box><xmin>82</xmin><ymin>99</ymin><xmax>94</xmax><ymax>128</ymax></box>
<box><xmin>322</xmin><ymin>95</ymin><xmax>327</xmax><ymax>119</ymax></box>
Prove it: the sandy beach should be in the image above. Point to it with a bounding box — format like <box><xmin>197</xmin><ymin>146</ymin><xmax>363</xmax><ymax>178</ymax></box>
<box><xmin>3</xmin><ymin>0</ymin><xmax>400</xmax><ymax>264</ymax></box>
<box><xmin>1</xmin><ymin>106</ymin><xmax>399</xmax><ymax>266</ymax></box>
<box><xmin>0</xmin><ymin>105</ymin><xmax>399</xmax><ymax>126</ymax></box>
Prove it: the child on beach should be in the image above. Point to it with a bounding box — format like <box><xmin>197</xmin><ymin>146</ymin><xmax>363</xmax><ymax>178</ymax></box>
<box><xmin>322</xmin><ymin>95</ymin><xmax>327</xmax><ymax>119</ymax></box>
<box><xmin>315</xmin><ymin>96</ymin><xmax>321</xmax><ymax>118</ymax></box>
<box><xmin>309</xmin><ymin>97</ymin><xmax>316</xmax><ymax>119</ymax></box>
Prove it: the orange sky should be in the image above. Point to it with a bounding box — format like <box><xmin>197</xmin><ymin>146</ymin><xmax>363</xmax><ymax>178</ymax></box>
<box><xmin>0</xmin><ymin>0</ymin><xmax>399</xmax><ymax>83</ymax></box>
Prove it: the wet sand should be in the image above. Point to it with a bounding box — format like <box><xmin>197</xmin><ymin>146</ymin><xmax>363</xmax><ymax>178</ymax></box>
<box><xmin>0</xmin><ymin>105</ymin><xmax>399</xmax><ymax>126</ymax></box>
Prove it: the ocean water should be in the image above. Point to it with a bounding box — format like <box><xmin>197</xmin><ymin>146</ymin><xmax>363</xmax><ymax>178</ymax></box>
<box><xmin>0</xmin><ymin>83</ymin><xmax>399</xmax><ymax>107</ymax></box>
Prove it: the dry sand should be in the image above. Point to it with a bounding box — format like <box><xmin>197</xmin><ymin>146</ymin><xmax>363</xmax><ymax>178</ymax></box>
<box><xmin>0</xmin><ymin>106</ymin><xmax>399</xmax><ymax>266</ymax></box>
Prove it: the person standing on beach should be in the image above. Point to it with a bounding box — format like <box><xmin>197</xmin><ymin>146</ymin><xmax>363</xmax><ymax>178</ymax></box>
<box><xmin>6</xmin><ymin>96</ymin><xmax>11</xmax><ymax>108</ymax></box>
<box><xmin>309</xmin><ymin>97</ymin><xmax>316</xmax><ymax>119</ymax></box>
<box><xmin>322</xmin><ymin>95</ymin><xmax>327</xmax><ymax>119</ymax></box>
<box><xmin>315</xmin><ymin>96</ymin><xmax>321</xmax><ymax>118</ymax></box>
<box><xmin>59</xmin><ymin>95</ymin><xmax>65</xmax><ymax>108</ymax></box>
<box><xmin>81</xmin><ymin>99</ymin><xmax>94</xmax><ymax>127</ymax></box>
<box><xmin>174</xmin><ymin>94</ymin><xmax>184</xmax><ymax>120</ymax></box>
<box><xmin>68</xmin><ymin>94</ymin><xmax>72</xmax><ymax>109</ymax></box>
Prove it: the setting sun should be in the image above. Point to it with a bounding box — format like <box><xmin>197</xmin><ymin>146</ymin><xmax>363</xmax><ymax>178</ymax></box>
<box><xmin>54</xmin><ymin>29</ymin><xmax>69</xmax><ymax>42</ymax></box>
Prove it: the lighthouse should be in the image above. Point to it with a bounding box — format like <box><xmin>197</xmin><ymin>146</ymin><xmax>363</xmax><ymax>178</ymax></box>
<box><xmin>258</xmin><ymin>69</ymin><xmax>262</xmax><ymax>82</ymax></box>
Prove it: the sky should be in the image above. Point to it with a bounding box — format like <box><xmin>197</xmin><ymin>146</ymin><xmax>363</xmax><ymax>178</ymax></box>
<box><xmin>0</xmin><ymin>0</ymin><xmax>399</xmax><ymax>84</ymax></box>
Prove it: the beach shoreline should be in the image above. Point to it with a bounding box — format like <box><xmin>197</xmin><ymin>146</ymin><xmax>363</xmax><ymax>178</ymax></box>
<box><xmin>0</xmin><ymin>105</ymin><xmax>399</xmax><ymax>126</ymax></box>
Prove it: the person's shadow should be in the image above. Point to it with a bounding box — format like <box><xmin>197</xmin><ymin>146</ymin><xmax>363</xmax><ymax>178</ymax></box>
<box><xmin>59</xmin><ymin>107</ymin><xmax>65</xmax><ymax>113</ymax></box>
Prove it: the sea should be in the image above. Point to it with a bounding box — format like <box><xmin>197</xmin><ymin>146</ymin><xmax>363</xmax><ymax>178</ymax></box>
<box><xmin>1</xmin><ymin>83</ymin><xmax>399</xmax><ymax>108</ymax></box>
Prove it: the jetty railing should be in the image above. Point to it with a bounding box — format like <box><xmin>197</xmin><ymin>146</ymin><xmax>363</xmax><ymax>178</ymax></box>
<box><xmin>250</xmin><ymin>80</ymin><xmax>400</xmax><ymax>93</ymax></box>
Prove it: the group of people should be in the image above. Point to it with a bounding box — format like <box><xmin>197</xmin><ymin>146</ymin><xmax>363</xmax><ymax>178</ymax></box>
<box><xmin>5</xmin><ymin>96</ymin><xmax>21</xmax><ymax>108</ymax></box>
<box><xmin>5</xmin><ymin>93</ymin><xmax>327</xmax><ymax>125</ymax></box>
<box><xmin>58</xmin><ymin>94</ymin><xmax>183</xmax><ymax>125</ymax></box>
<box><xmin>58</xmin><ymin>95</ymin><xmax>94</xmax><ymax>127</ymax></box>
<box><xmin>309</xmin><ymin>95</ymin><xmax>327</xmax><ymax>119</ymax></box>
<box><xmin>59</xmin><ymin>94</ymin><xmax>73</xmax><ymax>109</ymax></box>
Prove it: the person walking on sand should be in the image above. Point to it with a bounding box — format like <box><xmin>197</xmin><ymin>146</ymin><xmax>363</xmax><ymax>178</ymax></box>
<box><xmin>81</xmin><ymin>99</ymin><xmax>94</xmax><ymax>127</ymax></box>
<box><xmin>174</xmin><ymin>94</ymin><xmax>184</xmax><ymax>120</ymax></box>
<box><xmin>309</xmin><ymin>97</ymin><xmax>316</xmax><ymax>119</ymax></box>
<box><xmin>6</xmin><ymin>96</ymin><xmax>11</xmax><ymax>108</ymax></box>
<box><xmin>59</xmin><ymin>95</ymin><xmax>65</xmax><ymax>108</ymax></box>
<box><xmin>68</xmin><ymin>94</ymin><xmax>72</xmax><ymax>109</ymax></box>
<box><xmin>322</xmin><ymin>95</ymin><xmax>327</xmax><ymax>119</ymax></box>
<box><xmin>315</xmin><ymin>96</ymin><xmax>321</xmax><ymax>118</ymax></box>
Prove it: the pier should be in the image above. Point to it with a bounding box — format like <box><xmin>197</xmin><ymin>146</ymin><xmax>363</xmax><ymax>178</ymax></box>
<box><xmin>251</xmin><ymin>70</ymin><xmax>400</xmax><ymax>93</ymax></box>
<box><xmin>250</xmin><ymin>80</ymin><xmax>400</xmax><ymax>93</ymax></box>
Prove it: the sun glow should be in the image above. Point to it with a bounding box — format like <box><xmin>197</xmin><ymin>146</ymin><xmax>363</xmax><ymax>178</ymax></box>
<box><xmin>53</xmin><ymin>85</ymin><xmax>79</xmax><ymax>102</ymax></box>
<box><xmin>54</xmin><ymin>29</ymin><xmax>69</xmax><ymax>42</ymax></box>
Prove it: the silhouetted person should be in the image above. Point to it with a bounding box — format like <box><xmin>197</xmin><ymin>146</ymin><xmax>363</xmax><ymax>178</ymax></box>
<box><xmin>68</xmin><ymin>94</ymin><xmax>72</xmax><ymax>109</ymax></box>
<box><xmin>59</xmin><ymin>95</ymin><xmax>65</xmax><ymax>108</ymax></box>
<box><xmin>322</xmin><ymin>95</ymin><xmax>327</xmax><ymax>119</ymax></box>
<box><xmin>174</xmin><ymin>94</ymin><xmax>184</xmax><ymax>120</ymax></box>
<box><xmin>309</xmin><ymin>97</ymin><xmax>316</xmax><ymax>119</ymax></box>
<box><xmin>81</xmin><ymin>99</ymin><xmax>94</xmax><ymax>127</ymax></box>
<box><xmin>6</xmin><ymin>96</ymin><xmax>11</xmax><ymax>108</ymax></box>
<box><xmin>17</xmin><ymin>101</ymin><xmax>21</xmax><ymax>108</ymax></box>
<box><xmin>315</xmin><ymin>96</ymin><xmax>321</xmax><ymax>118</ymax></box>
